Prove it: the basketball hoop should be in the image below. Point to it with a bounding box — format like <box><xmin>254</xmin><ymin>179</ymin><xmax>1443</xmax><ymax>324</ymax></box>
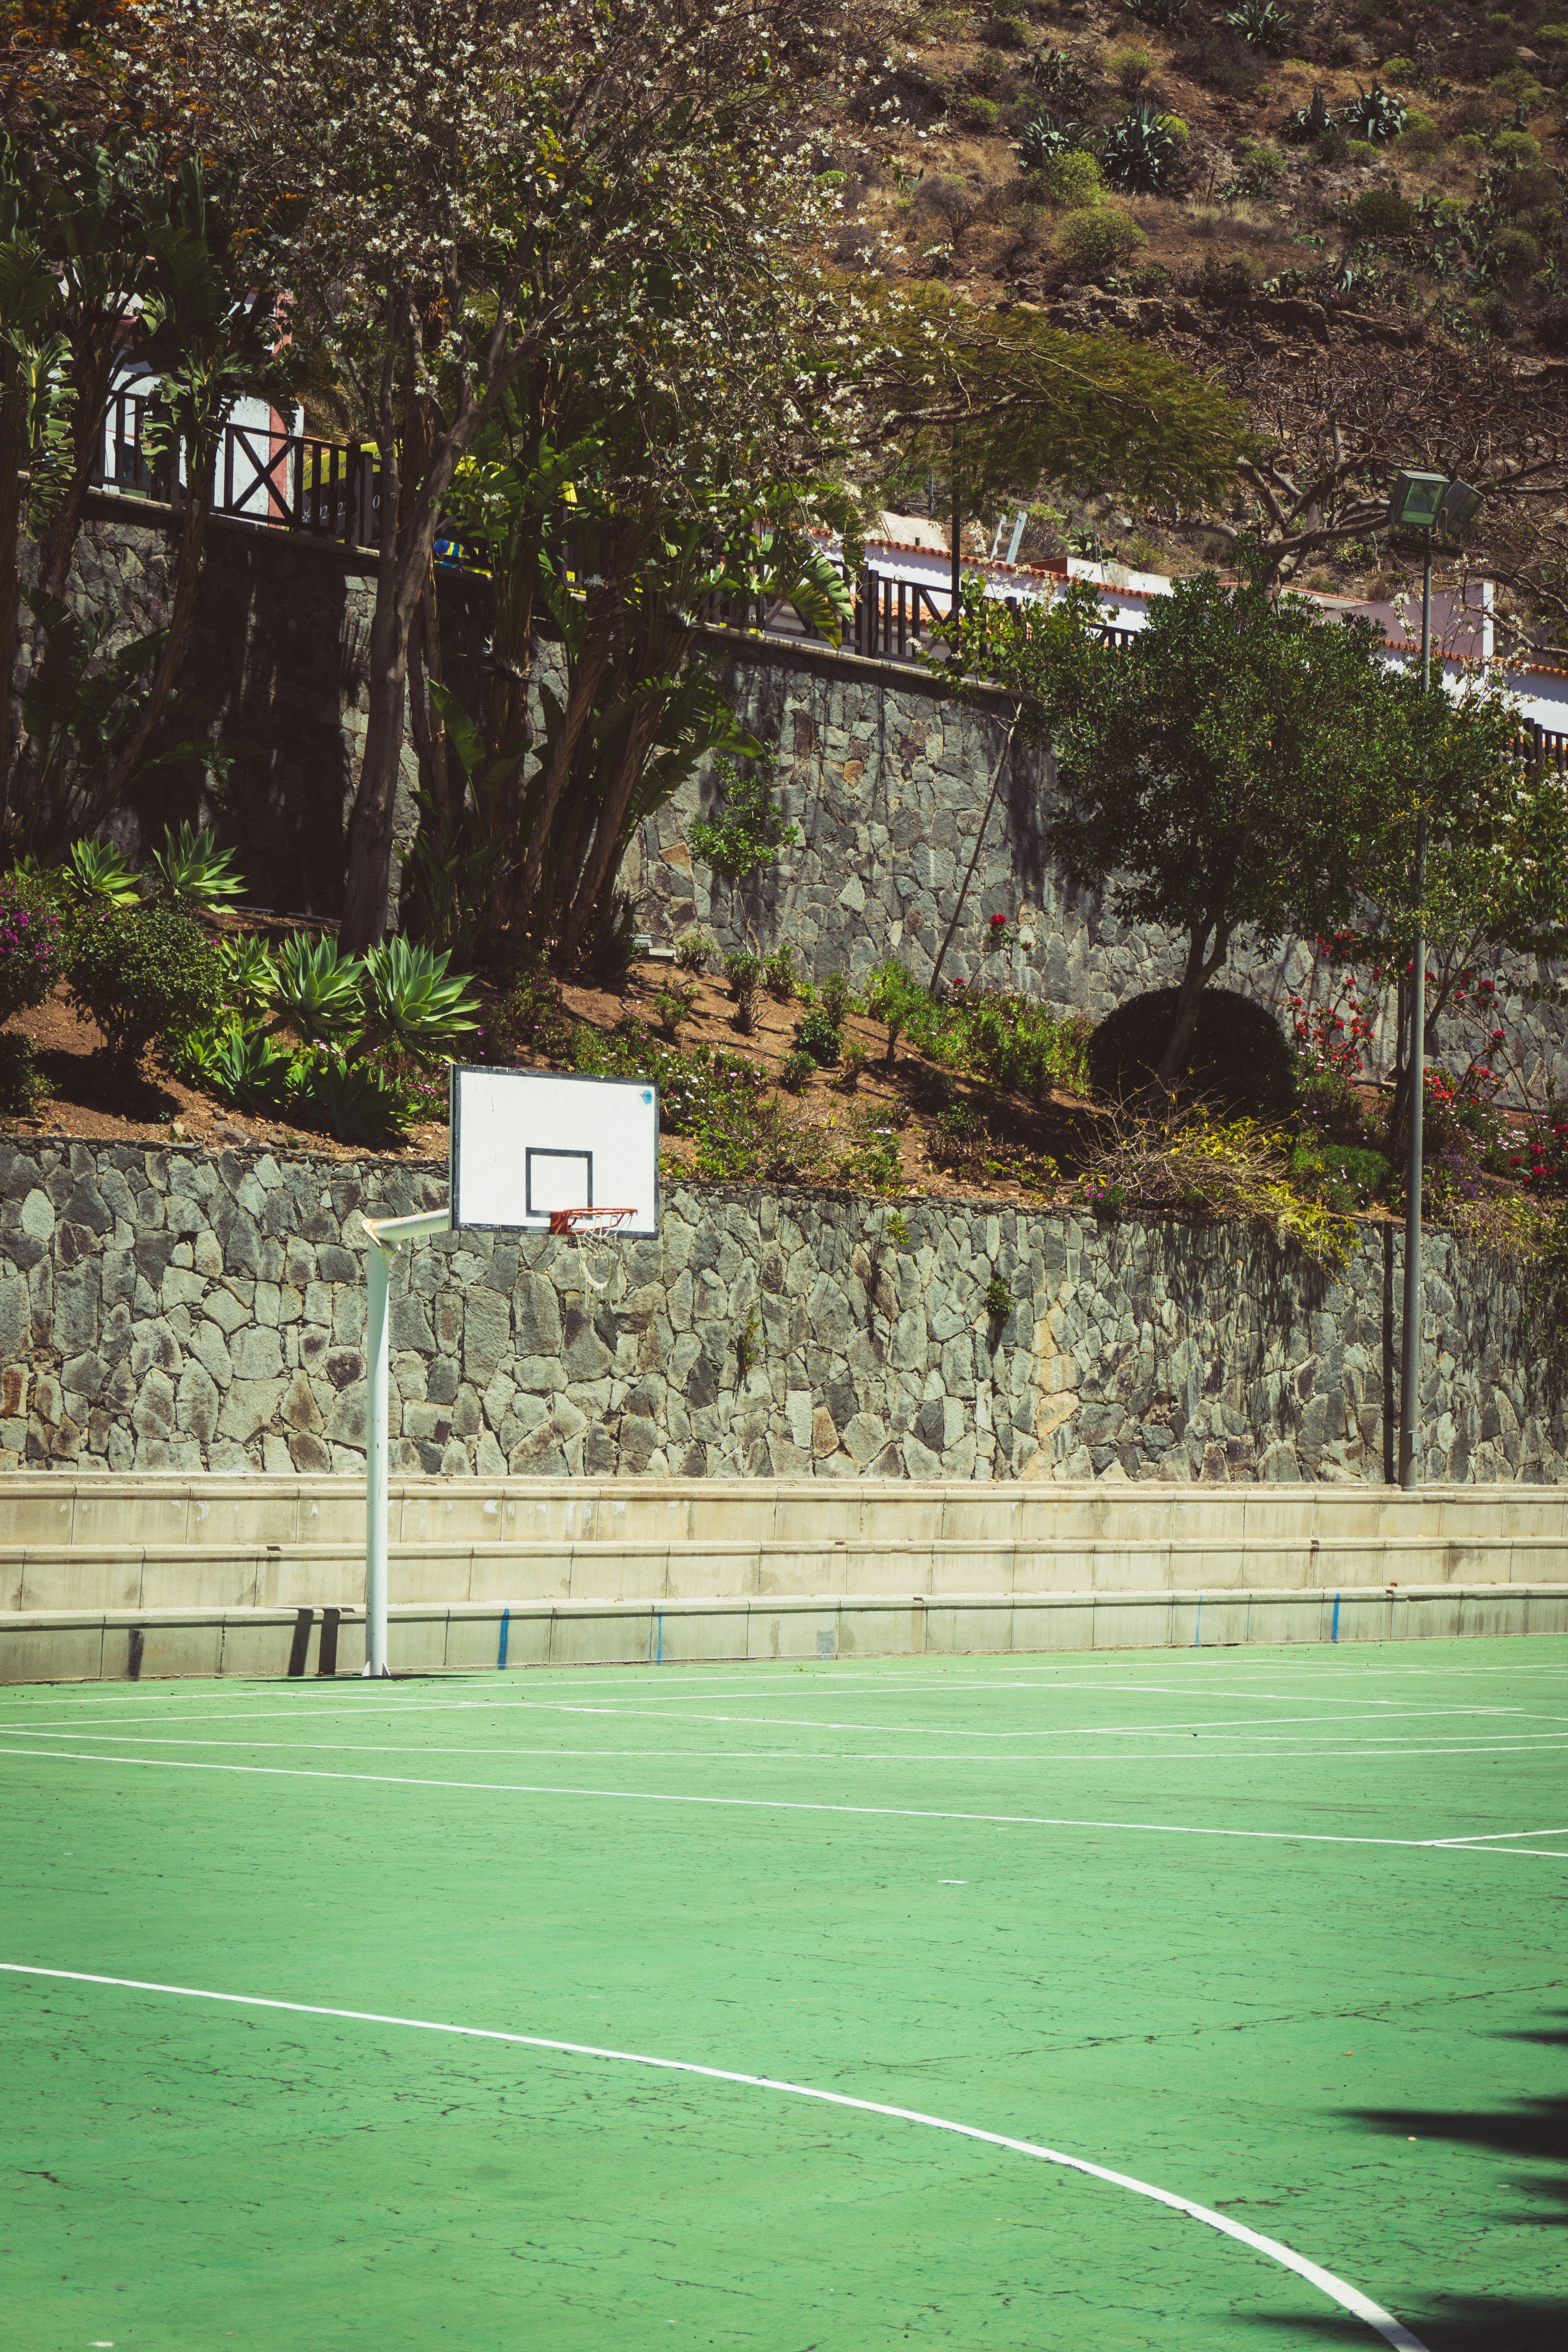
<box><xmin>548</xmin><ymin>1203</ymin><xmax>634</xmax><ymax>1291</ymax></box>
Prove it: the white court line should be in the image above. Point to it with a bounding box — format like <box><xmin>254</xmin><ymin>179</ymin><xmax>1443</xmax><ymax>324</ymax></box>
<box><xmin>5</xmin><ymin>1743</ymin><xmax>1566</xmax><ymax>1854</ymax></box>
<box><xmin>1432</xmin><ymin>1825</ymin><xmax>1568</xmax><ymax>1846</ymax></box>
<box><xmin>8</xmin><ymin>1731</ymin><xmax>1568</xmax><ymax>1769</ymax></box>
<box><xmin>0</xmin><ymin>1961</ymin><xmax>1428</xmax><ymax>2352</ymax></box>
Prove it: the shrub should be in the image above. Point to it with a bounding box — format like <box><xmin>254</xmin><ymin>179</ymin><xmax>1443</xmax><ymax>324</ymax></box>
<box><xmin>1538</xmin><ymin>23</ymin><xmax>1568</xmax><ymax>49</ymax></box>
<box><xmin>292</xmin><ymin>1047</ymin><xmax>419</xmax><ymax>1145</ymax></box>
<box><xmin>1100</xmin><ymin>103</ymin><xmax>1182</xmax><ymax>195</ymax></box>
<box><xmin>763</xmin><ymin>944</ymin><xmax>800</xmax><ymax>1000</ymax></box>
<box><xmin>1121</xmin><ymin>0</ymin><xmax>1184</xmax><ymax>24</ymax></box>
<box><xmin>653</xmin><ymin>978</ymin><xmax>700</xmax><ymax>1040</ymax></box>
<box><xmin>960</xmin><ymin>95</ymin><xmax>1001</xmax><ymax>133</ymax></box>
<box><xmin>214</xmin><ymin>933</ymin><xmax>277</xmax><ymax>1015</ymax></box>
<box><xmin>1281</xmin><ymin>86</ymin><xmax>1331</xmax><ymax>143</ymax></box>
<box><xmin>838</xmin><ymin>1043</ymin><xmax>867</xmax><ymax>1091</ymax></box>
<box><xmin>1450</xmin><ymin>134</ymin><xmax>1489</xmax><ymax>165</ymax></box>
<box><xmin>1053</xmin><ymin>206</ymin><xmax>1146</xmax><ymax>274</ymax></box>
<box><xmin>176</xmin><ymin>1017</ymin><xmax>299</xmax><ymax>1114</ymax></box>
<box><xmin>795</xmin><ymin>1005</ymin><xmax>842</xmax><ymax>1066</ymax></box>
<box><xmin>1038</xmin><ymin>149</ymin><xmax>1105</xmax><ymax>209</ymax></box>
<box><xmin>779</xmin><ymin>1048</ymin><xmax>817</xmax><ymax>1092</ymax></box>
<box><xmin>1349</xmin><ymin>187</ymin><xmax>1419</xmax><ymax>237</ymax></box>
<box><xmin>1394</xmin><ymin>111</ymin><xmax>1440</xmax><ymax>156</ymax></box>
<box><xmin>487</xmin><ymin>965</ymin><xmax>575</xmax><ymax>1063</ymax></box>
<box><xmin>1378</xmin><ymin>55</ymin><xmax>1415</xmax><ymax>83</ymax></box>
<box><xmin>820</xmin><ymin>969</ymin><xmax>853</xmax><ymax>1025</ymax></box>
<box><xmin>1087</xmin><ymin>987</ymin><xmax>1296</xmax><ymax>1120</ymax></box>
<box><xmin>67</xmin><ymin>902</ymin><xmax>223</xmax><ymax>1065</ymax></box>
<box><xmin>1085</xmin><ymin>1106</ymin><xmax>1354</xmax><ymax>1267</ymax></box>
<box><xmin>978</xmin><ymin>5</ymin><xmax>1026</xmax><ymax>47</ymax></box>
<box><xmin>1225</xmin><ymin>0</ymin><xmax>1291</xmax><ymax>51</ymax></box>
<box><xmin>1491</xmin><ymin>225</ymin><xmax>1543</xmax><ymax>281</ymax></box>
<box><xmin>866</xmin><ymin>961</ymin><xmax>930</xmax><ymax>1065</ymax></box>
<box><xmin>674</xmin><ymin>933</ymin><xmax>713</xmax><ymax>973</ymax></box>
<box><xmin>0</xmin><ymin>872</ymin><xmax>66</xmax><ymax>1022</ymax></box>
<box><xmin>688</xmin><ymin>751</ymin><xmax>798</xmax><ymax>886</ymax></box>
<box><xmin>1108</xmin><ymin>44</ymin><xmax>1156</xmax><ymax>95</ymax></box>
<box><xmin>1492</xmin><ymin>130</ymin><xmax>1544</xmax><ymax>169</ymax></box>
<box><xmin>0</xmin><ymin>1033</ymin><xmax>45</xmax><ymax>1116</ymax></box>
<box><xmin>724</xmin><ymin>949</ymin><xmax>762</xmax><ymax>1032</ymax></box>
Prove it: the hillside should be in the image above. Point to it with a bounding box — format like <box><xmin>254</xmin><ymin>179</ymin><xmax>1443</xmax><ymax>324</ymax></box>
<box><xmin>830</xmin><ymin>0</ymin><xmax>1568</xmax><ymax>630</ymax></box>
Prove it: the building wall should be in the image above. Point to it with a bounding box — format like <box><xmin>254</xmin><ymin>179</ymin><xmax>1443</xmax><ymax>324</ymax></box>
<box><xmin>1</xmin><ymin>1138</ymin><xmax>1560</xmax><ymax>1488</ymax></box>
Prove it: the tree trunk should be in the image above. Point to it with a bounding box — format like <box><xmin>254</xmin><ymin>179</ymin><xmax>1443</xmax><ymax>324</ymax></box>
<box><xmin>558</xmin><ymin>678</ymin><xmax>671</xmax><ymax>955</ymax></box>
<box><xmin>510</xmin><ymin>581</ymin><xmax>615</xmax><ymax>930</ymax></box>
<box><xmin>1154</xmin><ymin>926</ymin><xmax>1227</xmax><ymax>1093</ymax></box>
<box><xmin>0</xmin><ymin>356</ymin><xmax>23</xmax><ymax>843</ymax></box>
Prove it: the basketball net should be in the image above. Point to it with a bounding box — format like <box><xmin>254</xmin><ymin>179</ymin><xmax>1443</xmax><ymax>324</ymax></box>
<box><xmin>548</xmin><ymin>1204</ymin><xmax>634</xmax><ymax>1293</ymax></box>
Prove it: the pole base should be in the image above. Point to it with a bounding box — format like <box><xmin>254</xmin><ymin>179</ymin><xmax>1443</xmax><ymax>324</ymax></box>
<box><xmin>359</xmin><ymin>1661</ymin><xmax>391</xmax><ymax>1678</ymax></box>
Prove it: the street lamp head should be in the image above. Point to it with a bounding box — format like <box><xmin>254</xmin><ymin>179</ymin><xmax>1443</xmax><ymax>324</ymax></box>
<box><xmin>1438</xmin><ymin>476</ymin><xmax>1483</xmax><ymax>534</ymax></box>
<box><xmin>1388</xmin><ymin>469</ymin><xmax>1447</xmax><ymax>532</ymax></box>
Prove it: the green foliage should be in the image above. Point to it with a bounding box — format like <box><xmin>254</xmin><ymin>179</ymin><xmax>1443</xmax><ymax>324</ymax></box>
<box><xmin>688</xmin><ymin>753</ymin><xmax>799</xmax><ymax>887</ymax></box>
<box><xmin>1120</xmin><ymin>0</ymin><xmax>1184</xmax><ymax>24</ymax></box>
<box><xmin>952</xmin><ymin>989</ymin><xmax>1093</xmax><ymax>1095</ymax></box>
<box><xmin>213</xmin><ymin>932</ymin><xmax>277</xmax><ymax>1015</ymax></box>
<box><xmin>149</xmin><ymin>822</ymin><xmax>245</xmax><ymax>912</ymax></box>
<box><xmin>984</xmin><ymin>1274</ymin><xmax>1013</xmax><ymax>1321</ymax></box>
<box><xmin>1289</xmin><ymin>1137</ymin><xmax>1390</xmax><ymax>1214</ymax></box>
<box><xmin>174</xmin><ymin>1016</ymin><xmax>298</xmax><ymax>1114</ymax></box>
<box><xmin>836</xmin><ymin>1111</ymin><xmax>906</xmax><ymax>1196</ymax></box>
<box><xmin>0</xmin><ymin>1033</ymin><xmax>45</xmax><ymax>1117</ymax></box>
<box><xmin>1340</xmin><ymin>80</ymin><xmax>1406</xmax><ymax>143</ymax></box>
<box><xmin>779</xmin><ymin>1048</ymin><xmax>817</xmax><ymax>1092</ymax></box>
<box><xmin>1035</xmin><ymin>151</ymin><xmax>1105</xmax><ymax>210</ymax></box>
<box><xmin>361</xmin><ymin>936</ymin><xmax>481</xmax><ymax>1063</ymax></box>
<box><xmin>292</xmin><ymin>1048</ymin><xmax>418</xmax><ymax>1145</ymax></box>
<box><xmin>0</xmin><ymin>871</ymin><xmax>66</xmax><ymax>1022</ymax></box>
<box><xmin>1053</xmin><ymin>207</ymin><xmax>1147</xmax><ymax>273</ymax></box>
<box><xmin>795</xmin><ymin>1006</ymin><xmax>842</xmax><ymax>1067</ymax></box>
<box><xmin>866</xmin><ymin>961</ymin><xmax>929</xmax><ymax>1065</ymax></box>
<box><xmin>66</xmin><ymin>902</ymin><xmax>223</xmax><ymax>1064</ymax></box>
<box><xmin>763</xmin><ymin>944</ymin><xmax>800</xmax><ymax>1000</ymax></box>
<box><xmin>271</xmin><ymin>933</ymin><xmax>365</xmax><ymax>1045</ymax></box>
<box><xmin>1099</xmin><ymin>104</ymin><xmax>1182</xmax><ymax>196</ymax></box>
<box><xmin>64</xmin><ymin>837</ymin><xmax>139</xmax><ymax>907</ymax></box>
<box><xmin>838</xmin><ymin>1043</ymin><xmax>867</xmax><ymax>1091</ymax></box>
<box><xmin>1089</xmin><ymin>1108</ymin><xmax>1356</xmax><ymax>1269</ymax></box>
<box><xmin>724</xmin><ymin>949</ymin><xmax>762</xmax><ymax>1032</ymax></box>
<box><xmin>960</xmin><ymin>96</ymin><xmax>1001</xmax><ymax>133</ymax></box>
<box><xmin>1225</xmin><ymin>0</ymin><xmax>1292</xmax><ymax>49</ymax></box>
<box><xmin>486</xmin><ymin>964</ymin><xmax>576</xmax><ymax>1065</ymax></box>
<box><xmin>1017</xmin><ymin>114</ymin><xmax>1092</xmax><ymax>172</ymax></box>
<box><xmin>1394</xmin><ymin>111</ymin><xmax>1441</xmax><ymax>158</ymax></box>
<box><xmin>1349</xmin><ymin>187</ymin><xmax>1419</xmax><ymax>238</ymax></box>
<box><xmin>820</xmin><ymin>970</ymin><xmax>853</xmax><ymax>1025</ymax></box>
<box><xmin>675</xmin><ymin>934</ymin><xmax>714</xmax><ymax>973</ymax></box>
<box><xmin>1490</xmin><ymin>225</ymin><xmax>1542</xmax><ymax>280</ymax></box>
<box><xmin>653</xmin><ymin>978</ymin><xmax>700</xmax><ymax>1040</ymax></box>
<box><xmin>1108</xmin><ymin>45</ymin><xmax>1156</xmax><ymax>96</ymax></box>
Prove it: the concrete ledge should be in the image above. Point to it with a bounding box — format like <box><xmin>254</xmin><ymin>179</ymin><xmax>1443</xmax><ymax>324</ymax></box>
<box><xmin>4</xmin><ymin>1583</ymin><xmax>1564</xmax><ymax>1682</ymax></box>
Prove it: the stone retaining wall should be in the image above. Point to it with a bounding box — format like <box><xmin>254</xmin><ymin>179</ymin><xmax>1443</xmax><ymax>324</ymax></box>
<box><xmin>0</xmin><ymin>1138</ymin><xmax>1559</xmax><ymax>1487</ymax></box>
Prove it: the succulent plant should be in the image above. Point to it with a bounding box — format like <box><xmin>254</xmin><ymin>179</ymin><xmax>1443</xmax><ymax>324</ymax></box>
<box><xmin>1100</xmin><ymin>100</ymin><xmax>1183</xmax><ymax>195</ymax></box>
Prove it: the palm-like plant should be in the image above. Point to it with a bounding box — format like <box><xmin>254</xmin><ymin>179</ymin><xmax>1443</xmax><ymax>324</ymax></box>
<box><xmin>1100</xmin><ymin>102</ymin><xmax>1183</xmax><ymax>195</ymax></box>
<box><xmin>150</xmin><ymin>820</ymin><xmax>246</xmax><ymax>911</ymax></box>
<box><xmin>271</xmin><ymin>933</ymin><xmax>365</xmax><ymax>1044</ymax></box>
<box><xmin>361</xmin><ymin>936</ymin><xmax>481</xmax><ymax>1061</ymax></box>
<box><xmin>64</xmin><ymin>837</ymin><xmax>141</xmax><ymax>906</ymax></box>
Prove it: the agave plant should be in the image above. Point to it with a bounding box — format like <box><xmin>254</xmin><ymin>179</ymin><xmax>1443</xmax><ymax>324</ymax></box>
<box><xmin>214</xmin><ymin>932</ymin><xmax>278</xmax><ymax>1015</ymax></box>
<box><xmin>1025</xmin><ymin>45</ymin><xmax>1092</xmax><ymax>107</ymax></box>
<box><xmin>1017</xmin><ymin>112</ymin><xmax>1091</xmax><ymax>170</ymax></box>
<box><xmin>1340</xmin><ymin>80</ymin><xmax>1406</xmax><ymax>143</ymax></box>
<box><xmin>1225</xmin><ymin>0</ymin><xmax>1291</xmax><ymax>51</ymax></box>
<box><xmin>178</xmin><ymin>1016</ymin><xmax>297</xmax><ymax>1113</ymax></box>
<box><xmin>292</xmin><ymin>1048</ymin><xmax>416</xmax><ymax>1144</ymax></box>
<box><xmin>150</xmin><ymin>822</ymin><xmax>246</xmax><ymax>912</ymax></box>
<box><xmin>64</xmin><ymin>837</ymin><xmax>141</xmax><ymax>907</ymax></box>
<box><xmin>1100</xmin><ymin>101</ymin><xmax>1183</xmax><ymax>195</ymax></box>
<box><xmin>1120</xmin><ymin>0</ymin><xmax>1185</xmax><ymax>24</ymax></box>
<box><xmin>361</xmin><ymin>936</ymin><xmax>481</xmax><ymax>1062</ymax></box>
<box><xmin>271</xmin><ymin>932</ymin><xmax>365</xmax><ymax>1044</ymax></box>
<box><xmin>1281</xmin><ymin>86</ymin><xmax>1332</xmax><ymax>144</ymax></box>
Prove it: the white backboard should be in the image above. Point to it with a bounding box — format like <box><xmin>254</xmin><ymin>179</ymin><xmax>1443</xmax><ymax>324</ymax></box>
<box><xmin>449</xmin><ymin>1067</ymin><xmax>660</xmax><ymax>1235</ymax></box>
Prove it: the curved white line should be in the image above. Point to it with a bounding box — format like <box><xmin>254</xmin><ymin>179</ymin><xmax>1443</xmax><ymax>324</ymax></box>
<box><xmin>0</xmin><ymin>1962</ymin><xmax>1427</xmax><ymax>2351</ymax></box>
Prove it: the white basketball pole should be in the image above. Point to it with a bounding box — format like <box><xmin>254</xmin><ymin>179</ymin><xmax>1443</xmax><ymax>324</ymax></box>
<box><xmin>359</xmin><ymin>1208</ymin><xmax>452</xmax><ymax>1676</ymax></box>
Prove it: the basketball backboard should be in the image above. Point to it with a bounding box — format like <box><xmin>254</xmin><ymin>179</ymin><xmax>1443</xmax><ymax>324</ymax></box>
<box><xmin>448</xmin><ymin>1065</ymin><xmax>660</xmax><ymax>1235</ymax></box>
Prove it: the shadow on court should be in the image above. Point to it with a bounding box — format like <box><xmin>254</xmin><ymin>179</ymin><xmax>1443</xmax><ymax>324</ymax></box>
<box><xmin>1245</xmin><ymin>2296</ymin><xmax>1568</xmax><ymax>2351</ymax></box>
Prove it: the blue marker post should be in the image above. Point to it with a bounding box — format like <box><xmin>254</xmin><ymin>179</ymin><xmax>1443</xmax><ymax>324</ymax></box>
<box><xmin>1194</xmin><ymin>1595</ymin><xmax>1203</xmax><ymax>1649</ymax></box>
<box><xmin>1331</xmin><ymin>1593</ymin><xmax>1341</xmax><ymax>1644</ymax></box>
<box><xmin>497</xmin><ymin>1607</ymin><xmax>510</xmax><ymax>1670</ymax></box>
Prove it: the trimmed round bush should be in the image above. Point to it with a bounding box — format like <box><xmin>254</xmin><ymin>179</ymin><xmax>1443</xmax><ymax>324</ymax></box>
<box><xmin>1493</xmin><ymin>131</ymin><xmax>1544</xmax><ymax>168</ymax></box>
<box><xmin>0</xmin><ymin>870</ymin><xmax>67</xmax><ymax>1023</ymax></box>
<box><xmin>66</xmin><ymin>902</ymin><xmax>224</xmax><ymax>1064</ymax></box>
<box><xmin>1038</xmin><ymin>149</ymin><xmax>1104</xmax><ymax>209</ymax></box>
<box><xmin>1053</xmin><ymin>206</ymin><xmax>1145</xmax><ymax>276</ymax></box>
<box><xmin>1087</xmin><ymin>987</ymin><xmax>1296</xmax><ymax>1119</ymax></box>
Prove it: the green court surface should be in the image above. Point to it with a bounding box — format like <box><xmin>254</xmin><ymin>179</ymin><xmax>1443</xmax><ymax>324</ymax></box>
<box><xmin>2</xmin><ymin>1641</ymin><xmax>1566</xmax><ymax>2352</ymax></box>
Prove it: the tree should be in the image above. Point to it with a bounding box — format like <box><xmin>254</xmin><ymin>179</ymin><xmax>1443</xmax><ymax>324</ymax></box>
<box><xmin>956</xmin><ymin>568</ymin><xmax>1418</xmax><ymax>1089</ymax></box>
<box><xmin>113</xmin><ymin>0</ymin><xmax>895</xmax><ymax>948</ymax></box>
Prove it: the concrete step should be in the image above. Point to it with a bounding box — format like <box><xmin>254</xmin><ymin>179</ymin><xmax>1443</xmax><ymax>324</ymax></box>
<box><xmin>3</xmin><ymin>1475</ymin><xmax>1566</xmax><ymax>1552</ymax></box>
<box><xmin>4</xmin><ymin>1582</ymin><xmax>1564</xmax><ymax>1683</ymax></box>
<box><xmin>3</xmin><ymin>1531</ymin><xmax>1565</xmax><ymax>1616</ymax></box>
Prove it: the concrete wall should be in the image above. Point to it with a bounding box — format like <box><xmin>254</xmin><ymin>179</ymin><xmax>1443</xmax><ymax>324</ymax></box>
<box><xmin>1</xmin><ymin>1136</ymin><xmax>1561</xmax><ymax>1487</ymax></box>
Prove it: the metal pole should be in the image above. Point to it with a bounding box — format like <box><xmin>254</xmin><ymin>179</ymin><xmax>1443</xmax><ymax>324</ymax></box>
<box><xmin>359</xmin><ymin>1207</ymin><xmax>452</xmax><ymax>1676</ymax></box>
<box><xmin>364</xmin><ymin>1238</ymin><xmax>391</xmax><ymax>1675</ymax></box>
<box><xmin>1398</xmin><ymin>533</ymin><xmax>1433</xmax><ymax>1491</ymax></box>
<box><xmin>950</xmin><ymin>424</ymin><xmax>962</xmax><ymax>623</ymax></box>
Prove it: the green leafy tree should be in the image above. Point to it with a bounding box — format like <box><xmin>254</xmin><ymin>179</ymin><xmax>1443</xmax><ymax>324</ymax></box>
<box><xmin>953</xmin><ymin>570</ymin><xmax>1422</xmax><ymax>1091</ymax></box>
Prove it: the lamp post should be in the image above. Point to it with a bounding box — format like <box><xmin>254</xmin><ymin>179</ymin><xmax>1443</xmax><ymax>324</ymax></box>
<box><xmin>1385</xmin><ymin>470</ymin><xmax>1483</xmax><ymax>1490</ymax></box>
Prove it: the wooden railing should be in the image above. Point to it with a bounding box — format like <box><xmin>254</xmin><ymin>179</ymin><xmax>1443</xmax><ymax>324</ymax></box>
<box><xmin>95</xmin><ymin>391</ymin><xmax>384</xmax><ymax>548</ymax></box>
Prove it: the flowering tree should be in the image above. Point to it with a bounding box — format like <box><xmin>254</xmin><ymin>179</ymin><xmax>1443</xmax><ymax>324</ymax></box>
<box><xmin>105</xmin><ymin>0</ymin><xmax>905</xmax><ymax>947</ymax></box>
